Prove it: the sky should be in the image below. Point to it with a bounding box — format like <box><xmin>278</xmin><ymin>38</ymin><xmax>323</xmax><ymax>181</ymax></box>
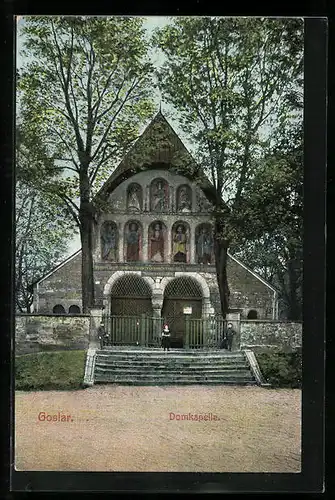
<box><xmin>16</xmin><ymin>16</ymin><xmax>191</xmax><ymax>258</ymax></box>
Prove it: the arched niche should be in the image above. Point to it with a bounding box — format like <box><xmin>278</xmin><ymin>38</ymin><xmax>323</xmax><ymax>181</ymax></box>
<box><xmin>148</xmin><ymin>220</ymin><xmax>167</xmax><ymax>263</ymax></box>
<box><xmin>195</xmin><ymin>223</ymin><xmax>214</xmax><ymax>265</ymax></box>
<box><xmin>247</xmin><ymin>309</ymin><xmax>258</xmax><ymax>319</ymax></box>
<box><xmin>124</xmin><ymin>220</ymin><xmax>142</xmax><ymax>262</ymax></box>
<box><xmin>150</xmin><ymin>178</ymin><xmax>169</xmax><ymax>212</ymax></box>
<box><xmin>127</xmin><ymin>183</ymin><xmax>143</xmax><ymax>212</ymax></box>
<box><xmin>176</xmin><ymin>184</ymin><xmax>192</xmax><ymax>213</ymax></box>
<box><xmin>101</xmin><ymin>221</ymin><xmax>118</xmax><ymax>261</ymax></box>
<box><xmin>171</xmin><ymin>221</ymin><xmax>190</xmax><ymax>264</ymax></box>
<box><xmin>69</xmin><ymin>305</ymin><xmax>81</xmax><ymax>314</ymax></box>
<box><xmin>52</xmin><ymin>304</ymin><xmax>65</xmax><ymax>314</ymax></box>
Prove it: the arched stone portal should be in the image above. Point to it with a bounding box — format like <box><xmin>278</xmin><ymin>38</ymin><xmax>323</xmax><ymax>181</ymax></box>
<box><xmin>162</xmin><ymin>276</ymin><xmax>203</xmax><ymax>348</ymax></box>
<box><xmin>106</xmin><ymin>273</ymin><xmax>154</xmax><ymax>346</ymax></box>
<box><xmin>109</xmin><ymin>273</ymin><xmax>153</xmax><ymax>317</ymax></box>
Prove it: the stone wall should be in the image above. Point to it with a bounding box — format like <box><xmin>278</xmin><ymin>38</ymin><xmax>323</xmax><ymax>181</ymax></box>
<box><xmin>15</xmin><ymin>314</ymin><xmax>91</xmax><ymax>355</ymax></box>
<box><xmin>240</xmin><ymin>321</ymin><xmax>302</xmax><ymax>352</ymax></box>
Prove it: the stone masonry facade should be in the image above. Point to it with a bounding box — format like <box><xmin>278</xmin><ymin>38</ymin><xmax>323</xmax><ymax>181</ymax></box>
<box><xmin>33</xmin><ymin>113</ymin><xmax>278</xmax><ymax>324</ymax></box>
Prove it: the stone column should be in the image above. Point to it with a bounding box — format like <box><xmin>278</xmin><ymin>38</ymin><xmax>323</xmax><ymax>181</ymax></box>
<box><xmin>192</xmin><ymin>188</ymin><xmax>197</xmax><ymax>213</ymax></box>
<box><xmin>152</xmin><ymin>286</ymin><xmax>163</xmax><ymax>346</ymax></box>
<box><xmin>190</xmin><ymin>225</ymin><xmax>196</xmax><ymax>264</ymax></box>
<box><xmin>202</xmin><ymin>298</ymin><xmax>212</xmax><ymax>348</ymax></box>
<box><xmin>170</xmin><ymin>185</ymin><xmax>175</xmax><ymax>213</ymax></box>
<box><xmin>166</xmin><ymin>223</ymin><xmax>172</xmax><ymax>263</ymax></box>
<box><xmin>142</xmin><ymin>222</ymin><xmax>149</xmax><ymax>262</ymax></box>
<box><xmin>145</xmin><ymin>185</ymin><xmax>150</xmax><ymax>212</ymax></box>
<box><xmin>118</xmin><ymin>222</ymin><xmax>124</xmax><ymax>262</ymax></box>
<box><xmin>92</xmin><ymin>223</ymin><xmax>99</xmax><ymax>260</ymax></box>
<box><xmin>89</xmin><ymin>308</ymin><xmax>103</xmax><ymax>349</ymax></box>
<box><xmin>226</xmin><ymin>312</ymin><xmax>241</xmax><ymax>351</ymax></box>
<box><xmin>202</xmin><ymin>298</ymin><xmax>212</xmax><ymax>318</ymax></box>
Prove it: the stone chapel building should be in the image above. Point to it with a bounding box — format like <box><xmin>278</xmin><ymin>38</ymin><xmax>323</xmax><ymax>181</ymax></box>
<box><xmin>33</xmin><ymin>111</ymin><xmax>278</xmax><ymax>346</ymax></box>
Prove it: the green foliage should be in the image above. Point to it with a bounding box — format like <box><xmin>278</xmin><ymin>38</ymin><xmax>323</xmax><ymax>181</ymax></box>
<box><xmin>15</xmin><ymin>125</ymin><xmax>76</xmax><ymax>312</ymax></box>
<box><xmin>256</xmin><ymin>350</ymin><xmax>302</xmax><ymax>388</ymax></box>
<box><xmin>153</xmin><ymin>17</ymin><xmax>303</xmax><ymax>316</ymax></box>
<box><xmin>15</xmin><ymin>182</ymin><xmax>75</xmax><ymax>312</ymax></box>
<box><xmin>17</xmin><ymin>16</ymin><xmax>156</xmax><ymax>310</ymax></box>
<box><xmin>18</xmin><ymin>16</ymin><xmax>155</xmax><ymax>200</ymax></box>
<box><xmin>15</xmin><ymin>350</ymin><xmax>86</xmax><ymax>390</ymax></box>
<box><xmin>153</xmin><ymin>17</ymin><xmax>303</xmax><ymax>201</ymax></box>
<box><xmin>231</xmin><ymin>123</ymin><xmax>303</xmax><ymax>319</ymax></box>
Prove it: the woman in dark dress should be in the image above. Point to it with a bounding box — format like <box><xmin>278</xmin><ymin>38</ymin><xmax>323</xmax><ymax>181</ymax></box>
<box><xmin>161</xmin><ymin>324</ymin><xmax>171</xmax><ymax>352</ymax></box>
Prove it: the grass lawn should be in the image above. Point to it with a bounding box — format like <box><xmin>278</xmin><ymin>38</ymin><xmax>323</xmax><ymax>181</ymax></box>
<box><xmin>15</xmin><ymin>350</ymin><xmax>86</xmax><ymax>391</ymax></box>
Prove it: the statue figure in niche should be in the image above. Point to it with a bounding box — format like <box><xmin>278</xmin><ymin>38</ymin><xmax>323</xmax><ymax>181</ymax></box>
<box><xmin>173</xmin><ymin>225</ymin><xmax>187</xmax><ymax>263</ymax></box>
<box><xmin>150</xmin><ymin>222</ymin><xmax>164</xmax><ymax>262</ymax></box>
<box><xmin>151</xmin><ymin>180</ymin><xmax>167</xmax><ymax>212</ymax></box>
<box><xmin>127</xmin><ymin>184</ymin><xmax>141</xmax><ymax>212</ymax></box>
<box><xmin>196</xmin><ymin>226</ymin><xmax>213</xmax><ymax>264</ymax></box>
<box><xmin>101</xmin><ymin>222</ymin><xmax>118</xmax><ymax>261</ymax></box>
<box><xmin>126</xmin><ymin>222</ymin><xmax>140</xmax><ymax>261</ymax></box>
<box><xmin>177</xmin><ymin>186</ymin><xmax>192</xmax><ymax>213</ymax></box>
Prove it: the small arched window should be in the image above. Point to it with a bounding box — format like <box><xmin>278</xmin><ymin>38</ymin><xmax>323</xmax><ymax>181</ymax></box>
<box><xmin>247</xmin><ymin>309</ymin><xmax>258</xmax><ymax>319</ymax></box>
<box><xmin>53</xmin><ymin>304</ymin><xmax>66</xmax><ymax>314</ymax></box>
<box><xmin>69</xmin><ymin>305</ymin><xmax>81</xmax><ymax>314</ymax></box>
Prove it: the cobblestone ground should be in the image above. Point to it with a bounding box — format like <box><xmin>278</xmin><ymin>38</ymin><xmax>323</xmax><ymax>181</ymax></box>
<box><xmin>15</xmin><ymin>386</ymin><xmax>301</xmax><ymax>472</ymax></box>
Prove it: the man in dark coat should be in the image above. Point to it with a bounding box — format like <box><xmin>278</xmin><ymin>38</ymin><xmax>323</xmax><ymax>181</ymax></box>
<box><xmin>226</xmin><ymin>322</ymin><xmax>236</xmax><ymax>351</ymax></box>
<box><xmin>97</xmin><ymin>322</ymin><xmax>108</xmax><ymax>349</ymax></box>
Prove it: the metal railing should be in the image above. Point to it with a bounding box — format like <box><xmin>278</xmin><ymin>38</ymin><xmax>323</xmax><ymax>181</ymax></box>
<box><xmin>105</xmin><ymin>315</ymin><xmax>163</xmax><ymax>347</ymax></box>
<box><xmin>185</xmin><ymin>317</ymin><xmax>227</xmax><ymax>349</ymax></box>
<box><xmin>101</xmin><ymin>315</ymin><xmax>229</xmax><ymax>349</ymax></box>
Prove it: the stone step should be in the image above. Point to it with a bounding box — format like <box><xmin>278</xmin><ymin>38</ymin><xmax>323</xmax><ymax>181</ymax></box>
<box><xmin>95</xmin><ymin>360</ymin><xmax>249</xmax><ymax>368</ymax></box>
<box><xmin>95</xmin><ymin>364</ymin><xmax>250</xmax><ymax>374</ymax></box>
<box><xmin>94</xmin><ymin>371</ymin><xmax>254</xmax><ymax>380</ymax></box>
<box><xmin>95</xmin><ymin>362</ymin><xmax>249</xmax><ymax>371</ymax></box>
<box><xmin>91</xmin><ymin>349</ymin><xmax>257</xmax><ymax>386</ymax></box>
<box><xmin>98</xmin><ymin>349</ymin><xmax>240</xmax><ymax>356</ymax></box>
<box><xmin>94</xmin><ymin>378</ymin><xmax>257</xmax><ymax>386</ymax></box>
<box><xmin>96</xmin><ymin>354</ymin><xmax>245</xmax><ymax>361</ymax></box>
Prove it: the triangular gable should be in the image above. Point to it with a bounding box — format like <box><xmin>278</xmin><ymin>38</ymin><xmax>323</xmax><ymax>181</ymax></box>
<box><xmin>96</xmin><ymin>110</ymin><xmax>199</xmax><ymax>199</ymax></box>
<box><xmin>33</xmin><ymin>249</ymin><xmax>82</xmax><ymax>286</ymax></box>
<box><xmin>227</xmin><ymin>251</ymin><xmax>279</xmax><ymax>293</ymax></box>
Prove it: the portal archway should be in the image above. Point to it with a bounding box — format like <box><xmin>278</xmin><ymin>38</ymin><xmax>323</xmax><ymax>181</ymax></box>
<box><xmin>162</xmin><ymin>276</ymin><xmax>203</xmax><ymax>348</ymax></box>
<box><xmin>110</xmin><ymin>274</ymin><xmax>153</xmax><ymax>317</ymax></box>
<box><xmin>109</xmin><ymin>273</ymin><xmax>154</xmax><ymax>346</ymax></box>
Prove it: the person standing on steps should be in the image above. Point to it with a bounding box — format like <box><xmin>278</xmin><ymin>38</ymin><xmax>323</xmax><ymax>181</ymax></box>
<box><xmin>97</xmin><ymin>322</ymin><xmax>108</xmax><ymax>349</ymax></box>
<box><xmin>161</xmin><ymin>324</ymin><xmax>171</xmax><ymax>352</ymax></box>
<box><xmin>226</xmin><ymin>322</ymin><xmax>236</xmax><ymax>351</ymax></box>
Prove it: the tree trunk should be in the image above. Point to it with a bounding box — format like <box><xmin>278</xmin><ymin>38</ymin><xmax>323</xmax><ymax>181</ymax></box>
<box><xmin>79</xmin><ymin>207</ymin><xmax>95</xmax><ymax>313</ymax></box>
<box><xmin>79</xmin><ymin>167</ymin><xmax>95</xmax><ymax>313</ymax></box>
<box><xmin>213</xmin><ymin>217</ymin><xmax>230</xmax><ymax>318</ymax></box>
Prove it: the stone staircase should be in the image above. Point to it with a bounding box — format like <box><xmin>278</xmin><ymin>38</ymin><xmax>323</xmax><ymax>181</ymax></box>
<box><xmin>90</xmin><ymin>348</ymin><xmax>259</xmax><ymax>386</ymax></box>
